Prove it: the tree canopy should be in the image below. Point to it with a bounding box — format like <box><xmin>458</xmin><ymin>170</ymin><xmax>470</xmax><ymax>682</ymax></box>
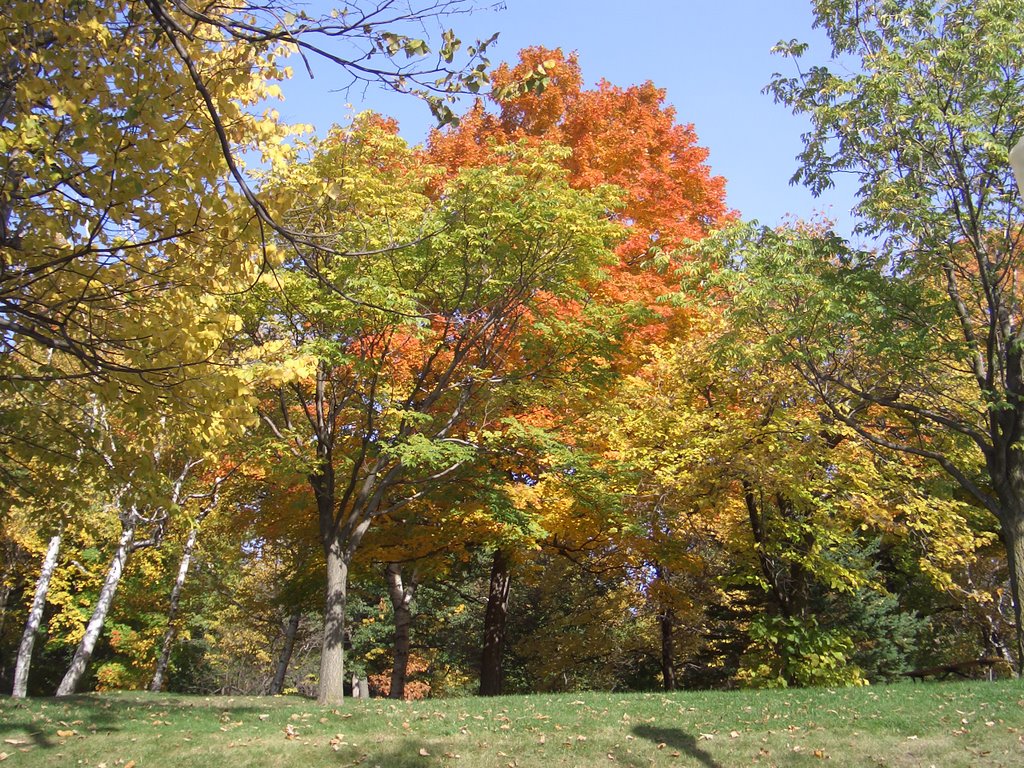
<box><xmin>3</xmin><ymin>0</ymin><xmax>1023</xmax><ymax>701</ymax></box>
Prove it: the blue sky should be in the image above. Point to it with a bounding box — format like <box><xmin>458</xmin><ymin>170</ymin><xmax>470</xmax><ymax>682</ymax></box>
<box><xmin>276</xmin><ymin>1</ymin><xmax>859</xmax><ymax>237</ymax></box>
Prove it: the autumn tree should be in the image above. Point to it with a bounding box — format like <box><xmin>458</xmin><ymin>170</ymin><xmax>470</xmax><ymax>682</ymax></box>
<box><xmin>422</xmin><ymin>49</ymin><xmax>730</xmax><ymax>693</ymax></box>
<box><xmin>247</xmin><ymin>118</ymin><xmax>622</xmax><ymax>704</ymax></box>
<box><xmin>1</xmin><ymin>410</ymin><xmax>105</xmax><ymax>697</ymax></box>
<box><xmin>687</xmin><ymin>0</ymin><xmax>1024</xmax><ymax>671</ymax></box>
<box><xmin>432</xmin><ymin>47</ymin><xmax>728</xmax><ymax>257</ymax></box>
<box><xmin>1</xmin><ymin>0</ymin><xmax>512</xmax><ymax>696</ymax></box>
<box><xmin>588</xmin><ymin>308</ymin><xmax>990</xmax><ymax>686</ymax></box>
<box><xmin>0</xmin><ymin>0</ymin><xmax>506</xmax><ymax>383</ymax></box>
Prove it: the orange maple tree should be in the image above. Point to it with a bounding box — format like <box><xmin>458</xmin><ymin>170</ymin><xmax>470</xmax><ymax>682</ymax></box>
<box><xmin>420</xmin><ymin>48</ymin><xmax>732</xmax><ymax>695</ymax></box>
<box><xmin>428</xmin><ymin>47</ymin><xmax>730</xmax><ymax>353</ymax></box>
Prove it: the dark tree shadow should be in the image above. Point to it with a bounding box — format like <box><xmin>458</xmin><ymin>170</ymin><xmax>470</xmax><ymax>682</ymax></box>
<box><xmin>0</xmin><ymin>694</ymin><xmax>265</xmax><ymax>750</ymax></box>
<box><xmin>330</xmin><ymin>739</ymin><xmax>448</xmax><ymax>768</ymax></box>
<box><xmin>0</xmin><ymin>695</ymin><xmax>123</xmax><ymax>749</ymax></box>
<box><xmin>632</xmin><ymin>724</ymin><xmax>724</xmax><ymax>768</ymax></box>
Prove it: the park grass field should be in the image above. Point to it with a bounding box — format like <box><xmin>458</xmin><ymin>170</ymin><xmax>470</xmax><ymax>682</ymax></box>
<box><xmin>1</xmin><ymin>680</ymin><xmax>1023</xmax><ymax>767</ymax></box>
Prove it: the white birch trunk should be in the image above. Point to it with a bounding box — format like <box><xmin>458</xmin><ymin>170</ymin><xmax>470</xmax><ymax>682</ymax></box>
<box><xmin>56</xmin><ymin>522</ymin><xmax>134</xmax><ymax>696</ymax></box>
<box><xmin>11</xmin><ymin>533</ymin><xmax>62</xmax><ymax>698</ymax></box>
<box><xmin>149</xmin><ymin>523</ymin><xmax>201</xmax><ymax>692</ymax></box>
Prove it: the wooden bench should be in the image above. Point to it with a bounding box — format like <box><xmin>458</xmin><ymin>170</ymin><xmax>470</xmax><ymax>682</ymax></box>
<box><xmin>903</xmin><ymin>657</ymin><xmax>1008</xmax><ymax>682</ymax></box>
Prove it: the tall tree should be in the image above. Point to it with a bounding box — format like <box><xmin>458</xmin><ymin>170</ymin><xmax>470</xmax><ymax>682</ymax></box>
<box><xmin>429</xmin><ymin>47</ymin><xmax>730</xmax><ymax>352</ymax></box>
<box><xmin>424</xmin><ymin>49</ymin><xmax>731</xmax><ymax>691</ymax></box>
<box><xmin>712</xmin><ymin>0</ymin><xmax>1024</xmax><ymax>670</ymax></box>
<box><xmin>149</xmin><ymin>470</ymin><xmax>227</xmax><ymax>692</ymax></box>
<box><xmin>250</xmin><ymin>120</ymin><xmax>622</xmax><ymax>704</ymax></box>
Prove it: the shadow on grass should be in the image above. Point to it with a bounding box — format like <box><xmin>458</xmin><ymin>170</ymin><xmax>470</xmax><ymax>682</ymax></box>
<box><xmin>329</xmin><ymin>739</ymin><xmax>457</xmax><ymax>768</ymax></box>
<box><xmin>0</xmin><ymin>694</ymin><xmax>265</xmax><ymax>751</ymax></box>
<box><xmin>632</xmin><ymin>724</ymin><xmax>723</xmax><ymax>768</ymax></box>
<box><xmin>0</xmin><ymin>696</ymin><xmax>121</xmax><ymax>749</ymax></box>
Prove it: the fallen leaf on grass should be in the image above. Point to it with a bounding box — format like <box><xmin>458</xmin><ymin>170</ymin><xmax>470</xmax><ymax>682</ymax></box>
<box><xmin>730</xmin><ymin>731</ymin><xmax>740</xmax><ymax>738</ymax></box>
<box><xmin>0</xmin><ymin>753</ymin><xmax>8</xmax><ymax>761</ymax></box>
<box><xmin>125</xmin><ymin>762</ymin><xmax>137</xmax><ymax>768</ymax></box>
<box><xmin>56</xmin><ymin>730</ymin><xmax>76</xmax><ymax>738</ymax></box>
<box><xmin>698</xmin><ymin>733</ymin><xmax>715</xmax><ymax>741</ymax></box>
<box><xmin>2</xmin><ymin>740</ymin><xmax>26</xmax><ymax>746</ymax></box>
<box><xmin>284</xmin><ymin>725</ymin><xmax>298</xmax><ymax>740</ymax></box>
<box><xmin>813</xmin><ymin>749</ymin><xmax>829</xmax><ymax>759</ymax></box>
<box><xmin>258</xmin><ymin>714</ymin><xmax>269</xmax><ymax>721</ymax></box>
<box><xmin>329</xmin><ymin>734</ymin><xmax>348</xmax><ymax>751</ymax></box>
<box><xmin>418</xmin><ymin>747</ymin><xmax>430</xmax><ymax>756</ymax></box>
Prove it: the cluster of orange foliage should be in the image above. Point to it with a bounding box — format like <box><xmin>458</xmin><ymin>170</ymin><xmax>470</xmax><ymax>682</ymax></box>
<box><xmin>368</xmin><ymin>654</ymin><xmax>431</xmax><ymax>700</ymax></box>
<box><xmin>428</xmin><ymin>47</ymin><xmax>731</xmax><ymax>356</ymax></box>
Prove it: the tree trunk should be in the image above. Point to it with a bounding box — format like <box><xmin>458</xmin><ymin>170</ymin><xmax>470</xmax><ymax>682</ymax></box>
<box><xmin>653</xmin><ymin>563</ymin><xmax>677</xmax><ymax>691</ymax></box>
<box><xmin>660</xmin><ymin>606</ymin><xmax>677</xmax><ymax>691</ymax></box>
<box><xmin>0</xmin><ymin>539</ymin><xmax>23</xmax><ymax>642</ymax></box>
<box><xmin>149</xmin><ymin>522</ymin><xmax>202</xmax><ymax>692</ymax></box>
<box><xmin>999</xmin><ymin>510</ymin><xmax>1024</xmax><ymax>676</ymax></box>
<box><xmin>351</xmin><ymin>673</ymin><xmax>369</xmax><ymax>698</ymax></box>
<box><xmin>989</xmin><ymin>447</ymin><xmax>1024</xmax><ymax>675</ymax></box>
<box><xmin>269</xmin><ymin>607</ymin><xmax>302</xmax><ymax>695</ymax></box>
<box><xmin>479</xmin><ymin>548</ymin><xmax>511</xmax><ymax>696</ymax></box>
<box><xmin>386</xmin><ymin>562</ymin><xmax>417</xmax><ymax>699</ymax></box>
<box><xmin>0</xmin><ymin>581</ymin><xmax>9</xmax><ymax>643</ymax></box>
<box><xmin>318</xmin><ymin>539</ymin><xmax>348</xmax><ymax>705</ymax></box>
<box><xmin>11</xmin><ymin>533</ymin><xmax>61</xmax><ymax>698</ymax></box>
<box><xmin>56</xmin><ymin>522</ymin><xmax>134</xmax><ymax>696</ymax></box>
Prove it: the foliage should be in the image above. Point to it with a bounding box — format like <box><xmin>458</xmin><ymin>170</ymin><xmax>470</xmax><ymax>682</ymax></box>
<box><xmin>762</xmin><ymin>0</ymin><xmax>1024</xmax><ymax>666</ymax></box>
<box><xmin>740</xmin><ymin>615</ymin><xmax>865</xmax><ymax>689</ymax></box>
<box><xmin>8</xmin><ymin>2</ymin><xmax>1024</xmax><ymax>701</ymax></box>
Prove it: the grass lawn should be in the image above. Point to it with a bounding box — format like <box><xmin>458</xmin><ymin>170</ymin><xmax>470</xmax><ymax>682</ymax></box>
<box><xmin>2</xmin><ymin>680</ymin><xmax>1023</xmax><ymax>767</ymax></box>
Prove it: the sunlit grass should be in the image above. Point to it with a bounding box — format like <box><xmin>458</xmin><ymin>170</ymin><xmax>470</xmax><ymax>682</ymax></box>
<box><xmin>2</xmin><ymin>680</ymin><xmax>1023</xmax><ymax>767</ymax></box>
